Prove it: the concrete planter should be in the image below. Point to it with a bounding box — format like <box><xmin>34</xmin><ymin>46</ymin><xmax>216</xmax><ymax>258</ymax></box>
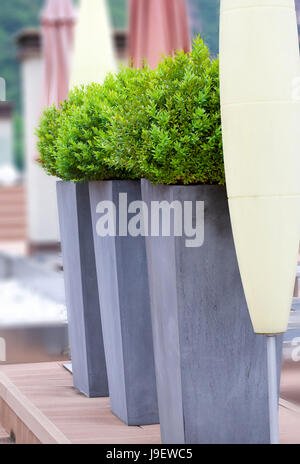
<box><xmin>89</xmin><ymin>180</ymin><xmax>159</xmax><ymax>426</ymax></box>
<box><xmin>141</xmin><ymin>179</ymin><xmax>282</xmax><ymax>444</ymax></box>
<box><xmin>56</xmin><ymin>181</ymin><xmax>108</xmax><ymax>398</ymax></box>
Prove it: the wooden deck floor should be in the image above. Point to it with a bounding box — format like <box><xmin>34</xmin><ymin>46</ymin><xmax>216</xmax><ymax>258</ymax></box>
<box><xmin>0</xmin><ymin>361</ymin><xmax>300</xmax><ymax>444</ymax></box>
<box><xmin>0</xmin><ymin>362</ymin><xmax>161</xmax><ymax>444</ymax></box>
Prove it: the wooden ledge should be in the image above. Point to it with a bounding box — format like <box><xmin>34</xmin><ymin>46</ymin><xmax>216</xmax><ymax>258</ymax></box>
<box><xmin>0</xmin><ymin>371</ymin><xmax>71</xmax><ymax>444</ymax></box>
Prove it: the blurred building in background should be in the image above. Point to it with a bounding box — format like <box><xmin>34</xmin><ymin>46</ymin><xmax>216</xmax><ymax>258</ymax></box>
<box><xmin>0</xmin><ymin>0</ymin><xmax>299</xmax><ymax>380</ymax></box>
<box><xmin>0</xmin><ymin>85</ymin><xmax>25</xmax><ymax>254</ymax></box>
<box><xmin>17</xmin><ymin>29</ymin><xmax>58</xmax><ymax>254</ymax></box>
<box><xmin>0</xmin><ymin>0</ymin><xmax>129</xmax><ymax>366</ymax></box>
<box><xmin>0</xmin><ymin>102</ymin><xmax>14</xmax><ymax>171</ymax></box>
<box><xmin>1</xmin><ymin>0</ymin><xmax>300</xmax><ymax>257</ymax></box>
<box><xmin>15</xmin><ymin>10</ymin><xmax>127</xmax><ymax>255</ymax></box>
<box><xmin>0</xmin><ymin>0</ymin><xmax>218</xmax><ymax>258</ymax></box>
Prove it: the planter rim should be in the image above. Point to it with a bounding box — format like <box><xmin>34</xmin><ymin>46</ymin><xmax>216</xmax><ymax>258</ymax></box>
<box><xmin>56</xmin><ymin>180</ymin><xmax>89</xmax><ymax>186</ymax></box>
<box><xmin>89</xmin><ymin>179</ymin><xmax>140</xmax><ymax>185</ymax></box>
<box><xmin>141</xmin><ymin>179</ymin><xmax>226</xmax><ymax>190</ymax></box>
<box><xmin>57</xmin><ymin>180</ymin><xmax>227</xmax><ymax>189</ymax></box>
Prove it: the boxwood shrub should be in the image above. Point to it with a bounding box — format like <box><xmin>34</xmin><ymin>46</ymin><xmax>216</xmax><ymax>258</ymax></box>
<box><xmin>37</xmin><ymin>81</ymin><xmax>136</xmax><ymax>182</ymax></box>
<box><xmin>57</xmin><ymin>81</ymin><xmax>141</xmax><ymax>181</ymax></box>
<box><xmin>37</xmin><ymin>37</ymin><xmax>224</xmax><ymax>185</ymax></box>
<box><xmin>105</xmin><ymin>37</ymin><xmax>225</xmax><ymax>185</ymax></box>
<box><xmin>36</xmin><ymin>104</ymin><xmax>61</xmax><ymax>177</ymax></box>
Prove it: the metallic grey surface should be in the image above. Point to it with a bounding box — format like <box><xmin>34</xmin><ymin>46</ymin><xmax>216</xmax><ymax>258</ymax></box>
<box><xmin>267</xmin><ymin>335</ymin><xmax>279</xmax><ymax>444</ymax></box>
<box><xmin>63</xmin><ymin>363</ymin><xmax>73</xmax><ymax>374</ymax></box>
<box><xmin>89</xmin><ymin>180</ymin><xmax>159</xmax><ymax>426</ymax></box>
<box><xmin>57</xmin><ymin>181</ymin><xmax>108</xmax><ymax>398</ymax></box>
<box><xmin>142</xmin><ymin>180</ymin><xmax>283</xmax><ymax>444</ymax></box>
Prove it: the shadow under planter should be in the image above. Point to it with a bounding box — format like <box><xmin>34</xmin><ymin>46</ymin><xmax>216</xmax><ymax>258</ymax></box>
<box><xmin>56</xmin><ymin>181</ymin><xmax>108</xmax><ymax>398</ymax></box>
<box><xmin>141</xmin><ymin>179</ymin><xmax>282</xmax><ymax>444</ymax></box>
<box><xmin>89</xmin><ymin>180</ymin><xmax>159</xmax><ymax>426</ymax></box>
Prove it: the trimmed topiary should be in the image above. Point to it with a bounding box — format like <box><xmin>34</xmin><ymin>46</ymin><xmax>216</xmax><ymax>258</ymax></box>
<box><xmin>36</xmin><ymin>105</ymin><xmax>61</xmax><ymax>177</ymax></box>
<box><xmin>105</xmin><ymin>37</ymin><xmax>224</xmax><ymax>185</ymax></box>
<box><xmin>36</xmin><ymin>74</ymin><xmax>141</xmax><ymax>182</ymax></box>
<box><xmin>55</xmin><ymin>82</ymin><xmax>132</xmax><ymax>182</ymax></box>
<box><xmin>37</xmin><ymin>37</ymin><xmax>224</xmax><ymax>185</ymax></box>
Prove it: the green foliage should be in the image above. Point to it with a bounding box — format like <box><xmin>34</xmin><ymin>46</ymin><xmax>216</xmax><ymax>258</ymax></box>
<box><xmin>36</xmin><ymin>80</ymin><xmax>134</xmax><ymax>181</ymax></box>
<box><xmin>36</xmin><ymin>105</ymin><xmax>61</xmax><ymax>177</ymax></box>
<box><xmin>37</xmin><ymin>37</ymin><xmax>224</xmax><ymax>185</ymax></box>
<box><xmin>106</xmin><ymin>37</ymin><xmax>224</xmax><ymax>185</ymax></box>
<box><xmin>1</xmin><ymin>0</ymin><xmax>219</xmax><ymax>172</ymax></box>
<box><xmin>55</xmin><ymin>83</ymin><xmax>129</xmax><ymax>181</ymax></box>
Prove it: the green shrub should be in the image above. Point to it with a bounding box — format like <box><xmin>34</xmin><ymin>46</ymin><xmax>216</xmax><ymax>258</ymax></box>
<box><xmin>105</xmin><ymin>37</ymin><xmax>224</xmax><ymax>185</ymax></box>
<box><xmin>36</xmin><ymin>74</ymin><xmax>141</xmax><ymax>182</ymax></box>
<box><xmin>37</xmin><ymin>37</ymin><xmax>224</xmax><ymax>185</ymax></box>
<box><xmin>55</xmin><ymin>82</ymin><xmax>131</xmax><ymax>181</ymax></box>
<box><xmin>36</xmin><ymin>105</ymin><xmax>61</xmax><ymax>177</ymax></box>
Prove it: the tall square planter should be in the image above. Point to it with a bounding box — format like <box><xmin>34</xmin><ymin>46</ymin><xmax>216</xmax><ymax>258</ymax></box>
<box><xmin>141</xmin><ymin>179</ymin><xmax>282</xmax><ymax>444</ymax></box>
<box><xmin>57</xmin><ymin>181</ymin><xmax>108</xmax><ymax>398</ymax></box>
<box><xmin>89</xmin><ymin>180</ymin><xmax>159</xmax><ymax>426</ymax></box>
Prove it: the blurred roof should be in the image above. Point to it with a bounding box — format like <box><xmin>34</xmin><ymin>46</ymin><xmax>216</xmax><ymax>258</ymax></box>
<box><xmin>0</xmin><ymin>101</ymin><xmax>13</xmax><ymax>119</ymax></box>
<box><xmin>15</xmin><ymin>28</ymin><xmax>42</xmax><ymax>60</ymax></box>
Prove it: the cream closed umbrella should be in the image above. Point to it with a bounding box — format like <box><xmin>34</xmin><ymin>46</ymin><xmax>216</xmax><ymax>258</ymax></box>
<box><xmin>129</xmin><ymin>0</ymin><xmax>191</xmax><ymax>69</ymax></box>
<box><xmin>219</xmin><ymin>0</ymin><xmax>300</xmax><ymax>443</ymax></box>
<box><xmin>41</xmin><ymin>0</ymin><xmax>76</xmax><ymax>108</ymax></box>
<box><xmin>70</xmin><ymin>0</ymin><xmax>117</xmax><ymax>88</ymax></box>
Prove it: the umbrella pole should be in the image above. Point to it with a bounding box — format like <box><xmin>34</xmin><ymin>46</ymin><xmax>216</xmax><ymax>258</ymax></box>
<box><xmin>266</xmin><ymin>335</ymin><xmax>279</xmax><ymax>444</ymax></box>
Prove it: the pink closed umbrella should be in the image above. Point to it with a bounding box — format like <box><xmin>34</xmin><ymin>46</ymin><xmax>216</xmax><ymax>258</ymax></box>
<box><xmin>129</xmin><ymin>0</ymin><xmax>191</xmax><ymax>69</ymax></box>
<box><xmin>41</xmin><ymin>0</ymin><xmax>76</xmax><ymax>108</ymax></box>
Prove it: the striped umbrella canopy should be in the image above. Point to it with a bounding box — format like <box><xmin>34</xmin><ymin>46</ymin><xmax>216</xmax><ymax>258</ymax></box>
<box><xmin>41</xmin><ymin>0</ymin><xmax>76</xmax><ymax>108</ymax></box>
<box><xmin>129</xmin><ymin>0</ymin><xmax>191</xmax><ymax>69</ymax></box>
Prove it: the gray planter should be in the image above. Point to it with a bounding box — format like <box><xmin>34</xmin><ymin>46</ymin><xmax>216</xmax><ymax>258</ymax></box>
<box><xmin>56</xmin><ymin>181</ymin><xmax>108</xmax><ymax>398</ymax></box>
<box><xmin>141</xmin><ymin>179</ymin><xmax>282</xmax><ymax>444</ymax></box>
<box><xmin>89</xmin><ymin>180</ymin><xmax>159</xmax><ymax>426</ymax></box>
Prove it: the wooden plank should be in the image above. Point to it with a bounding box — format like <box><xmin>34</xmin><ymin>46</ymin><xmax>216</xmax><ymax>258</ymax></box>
<box><xmin>0</xmin><ymin>371</ymin><xmax>71</xmax><ymax>444</ymax></box>
<box><xmin>280</xmin><ymin>397</ymin><xmax>300</xmax><ymax>414</ymax></box>
<box><xmin>0</xmin><ymin>362</ymin><xmax>300</xmax><ymax>444</ymax></box>
<box><xmin>0</xmin><ymin>362</ymin><xmax>161</xmax><ymax>445</ymax></box>
<box><xmin>0</xmin><ymin>423</ymin><xmax>11</xmax><ymax>444</ymax></box>
<box><xmin>0</xmin><ymin>398</ymin><xmax>39</xmax><ymax>444</ymax></box>
<box><xmin>279</xmin><ymin>404</ymin><xmax>300</xmax><ymax>445</ymax></box>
